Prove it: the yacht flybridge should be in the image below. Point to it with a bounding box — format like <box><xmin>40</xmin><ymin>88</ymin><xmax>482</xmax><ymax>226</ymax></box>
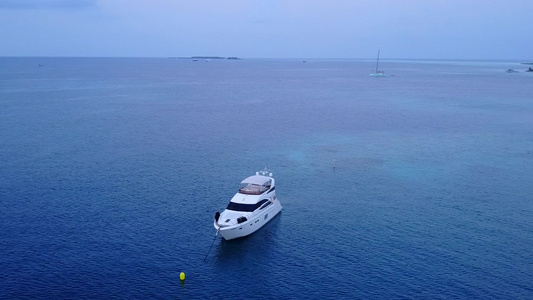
<box><xmin>214</xmin><ymin>169</ymin><xmax>282</xmax><ymax>240</ymax></box>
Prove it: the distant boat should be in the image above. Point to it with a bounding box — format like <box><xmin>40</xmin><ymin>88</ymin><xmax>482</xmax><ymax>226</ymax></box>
<box><xmin>369</xmin><ymin>50</ymin><xmax>386</xmax><ymax>77</ymax></box>
<box><xmin>526</xmin><ymin>68</ymin><xmax>533</xmax><ymax>72</ymax></box>
<box><xmin>506</xmin><ymin>69</ymin><xmax>519</xmax><ymax>73</ymax></box>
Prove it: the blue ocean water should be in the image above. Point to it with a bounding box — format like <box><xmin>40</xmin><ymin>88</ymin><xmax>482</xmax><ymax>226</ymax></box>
<box><xmin>1</xmin><ymin>57</ymin><xmax>532</xmax><ymax>299</ymax></box>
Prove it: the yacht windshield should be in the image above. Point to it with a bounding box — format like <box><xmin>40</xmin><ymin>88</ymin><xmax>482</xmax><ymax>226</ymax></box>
<box><xmin>226</xmin><ymin>199</ymin><xmax>271</xmax><ymax>212</ymax></box>
<box><xmin>226</xmin><ymin>202</ymin><xmax>256</xmax><ymax>212</ymax></box>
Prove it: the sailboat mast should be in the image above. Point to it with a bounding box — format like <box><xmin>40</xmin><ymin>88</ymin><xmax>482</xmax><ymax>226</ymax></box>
<box><xmin>375</xmin><ymin>50</ymin><xmax>380</xmax><ymax>73</ymax></box>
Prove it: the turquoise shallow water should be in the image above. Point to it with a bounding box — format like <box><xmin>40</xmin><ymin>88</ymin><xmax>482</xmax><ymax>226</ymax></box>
<box><xmin>1</xmin><ymin>57</ymin><xmax>532</xmax><ymax>299</ymax></box>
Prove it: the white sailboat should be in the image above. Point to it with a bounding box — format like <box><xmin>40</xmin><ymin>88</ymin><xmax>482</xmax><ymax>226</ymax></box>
<box><xmin>369</xmin><ymin>50</ymin><xmax>386</xmax><ymax>77</ymax></box>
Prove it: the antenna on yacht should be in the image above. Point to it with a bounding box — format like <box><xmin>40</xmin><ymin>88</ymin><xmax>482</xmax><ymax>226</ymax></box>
<box><xmin>258</xmin><ymin>167</ymin><xmax>271</xmax><ymax>176</ymax></box>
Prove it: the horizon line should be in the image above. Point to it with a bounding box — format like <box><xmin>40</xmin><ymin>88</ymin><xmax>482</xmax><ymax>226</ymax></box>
<box><xmin>1</xmin><ymin>55</ymin><xmax>531</xmax><ymax>62</ymax></box>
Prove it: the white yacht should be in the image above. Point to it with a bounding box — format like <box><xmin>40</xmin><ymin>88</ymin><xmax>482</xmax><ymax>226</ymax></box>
<box><xmin>214</xmin><ymin>169</ymin><xmax>282</xmax><ymax>240</ymax></box>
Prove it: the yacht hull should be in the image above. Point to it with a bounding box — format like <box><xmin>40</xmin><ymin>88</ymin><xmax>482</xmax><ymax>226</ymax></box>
<box><xmin>214</xmin><ymin>201</ymin><xmax>282</xmax><ymax>240</ymax></box>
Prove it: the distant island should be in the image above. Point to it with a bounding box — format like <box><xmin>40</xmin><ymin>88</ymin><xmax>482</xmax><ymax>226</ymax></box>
<box><xmin>168</xmin><ymin>56</ymin><xmax>241</xmax><ymax>60</ymax></box>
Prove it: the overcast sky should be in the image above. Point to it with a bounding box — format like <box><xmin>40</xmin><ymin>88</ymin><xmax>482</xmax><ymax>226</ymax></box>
<box><xmin>1</xmin><ymin>0</ymin><xmax>531</xmax><ymax>59</ymax></box>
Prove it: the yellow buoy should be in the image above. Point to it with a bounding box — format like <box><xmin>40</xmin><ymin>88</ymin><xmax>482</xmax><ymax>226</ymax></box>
<box><xmin>180</xmin><ymin>272</ymin><xmax>185</xmax><ymax>281</ymax></box>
